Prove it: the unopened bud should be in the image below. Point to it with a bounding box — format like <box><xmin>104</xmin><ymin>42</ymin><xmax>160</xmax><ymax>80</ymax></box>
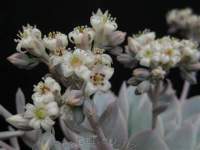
<box><xmin>127</xmin><ymin>37</ymin><xmax>141</xmax><ymax>53</ymax></box>
<box><xmin>133</xmin><ymin>68</ymin><xmax>150</xmax><ymax>79</ymax></box>
<box><xmin>7</xmin><ymin>53</ymin><xmax>39</xmax><ymax>69</ymax></box>
<box><xmin>7</xmin><ymin>114</ymin><xmax>32</xmax><ymax>130</ymax></box>
<box><xmin>108</xmin><ymin>31</ymin><xmax>126</xmax><ymax>46</ymax></box>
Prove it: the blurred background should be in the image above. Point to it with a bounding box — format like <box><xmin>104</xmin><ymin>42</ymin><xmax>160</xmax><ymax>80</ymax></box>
<box><xmin>0</xmin><ymin>0</ymin><xmax>200</xmax><ymax>148</ymax></box>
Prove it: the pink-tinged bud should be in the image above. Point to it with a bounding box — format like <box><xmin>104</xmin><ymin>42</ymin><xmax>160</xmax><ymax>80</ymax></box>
<box><xmin>133</xmin><ymin>68</ymin><xmax>150</xmax><ymax>79</ymax></box>
<box><xmin>7</xmin><ymin>52</ymin><xmax>39</xmax><ymax>69</ymax></box>
<box><xmin>108</xmin><ymin>31</ymin><xmax>126</xmax><ymax>46</ymax></box>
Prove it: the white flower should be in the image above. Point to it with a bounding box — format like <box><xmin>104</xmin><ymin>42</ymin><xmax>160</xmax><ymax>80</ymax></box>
<box><xmin>60</xmin><ymin>49</ymin><xmax>94</xmax><ymax>79</ymax></box>
<box><xmin>133</xmin><ymin>31</ymin><xmax>156</xmax><ymax>46</ymax></box>
<box><xmin>15</xmin><ymin>25</ymin><xmax>45</xmax><ymax>57</ymax></box>
<box><xmin>136</xmin><ymin>49</ymin><xmax>153</xmax><ymax>67</ymax></box>
<box><xmin>43</xmin><ymin>32</ymin><xmax>68</xmax><ymax>51</ymax></box>
<box><xmin>167</xmin><ymin>8</ymin><xmax>193</xmax><ymax>28</ymax></box>
<box><xmin>32</xmin><ymin>77</ymin><xmax>61</xmax><ymax>104</ymax></box>
<box><xmin>90</xmin><ymin>9</ymin><xmax>117</xmax><ymax>33</ymax></box>
<box><xmin>68</xmin><ymin>26</ymin><xmax>95</xmax><ymax>48</ymax></box>
<box><xmin>24</xmin><ymin>101</ymin><xmax>59</xmax><ymax>130</ymax></box>
<box><xmin>180</xmin><ymin>40</ymin><xmax>200</xmax><ymax>63</ymax></box>
<box><xmin>85</xmin><ymin>65</ymin><xmax>114</xmax><ymax>95</ymax></box>
<box><xmin>49</xmin><ymin>48</ymin><xmax>69</xmax><ymax>66</ymax></box>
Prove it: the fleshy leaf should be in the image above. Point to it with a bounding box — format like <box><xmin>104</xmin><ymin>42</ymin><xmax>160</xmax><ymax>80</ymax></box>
<box><xmin>127</xmin><ymin>130</ymin><xmax>169</xmax><ymax>150</ymax></box>
<box><xmin>99</xmin><ymin>101</ymin><xmax>128</xmax><ymax>149</ymax></box>
<box><xmin>117</xmin><ymin>82</ymin><xmax>129</xmax><ymax>121</ymax></box>
<box><xmin>127</xmin><ymin>86</ymin><xmax>152</xmax><ymax>137</ymax></box>
<box><xmin>165</xmin><ymin>122</ymin><xmax>196</xmax><ymax>150</ymax></box>
<box><xmin>182</xmin><ymin>96</ymin><xmax>200</xmax><ymax>120</ymax></box>
<box><xmin>93</xmin><ymin>91</ymin><xmax>116</xmax><ymax>119</ymax></box>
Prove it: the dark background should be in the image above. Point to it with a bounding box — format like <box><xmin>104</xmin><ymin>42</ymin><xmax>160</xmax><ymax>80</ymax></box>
<box><xmin>0</xmin><ymin>0</ymin><xmax>200</xmax><ymax>149</ymax></box>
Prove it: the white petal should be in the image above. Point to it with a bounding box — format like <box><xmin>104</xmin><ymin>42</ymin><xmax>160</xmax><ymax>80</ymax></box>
<box><xmin>103</xmin><ymin>66</ymin><xmax>114</xmax><ymax>79</ymax></box>
<box><xmin>85</xmin><ymin>82</ymin><xmax>97</xmax><ymax>95</ymax></box>
<box><xmin>45</xmin><ymin>77</ymin><xmax>61</xmax><ymax>93</ymax></box>
<box><xmin>29</xmin><ymin>118</ymin><xmax>41</xmax><ymax>129</ymax></box>
<box><xmin>75</xmin><ymin>65</ymin><xmax>91</xmax><ymax>80</ymax></box>
<box><xmin>140</xmin><ymin>58</ymin><xmax>151</xmax><ymax>67</ymax></box>
<box><xmin>32</xmin><ymin>93</ymin><xmax>55</xmax><ymax>104</ymax></box>
<box><xmin>24</xmin><ymin>104</ymin><xmax>35</xmax><ymax>118</ymax></box>
<box><xmin>99</xmin><ymin>81</ymin><xmax>111</xmax><ymax>91</ymax></box>
<box><xmin>60</xmin><ymin>62</ymin><xmax>73</xmax><ymax>78</ymax></box>
<box><xmin>46</xmin><ymin>102</ymin><xmax>59</xmax><ymax>116</ymax></box>
<box><xmin>43</xmin><ymin>38</ymin><xmax>57</xmax><ymax>51</ymax></box>
<box><xmin>101</xmin><ymin>54</ymin><xmax>112</xmax><ymax>65</ymax></box>
<box><xmin>41</xmin><ymin>117</ymin><xmax>55</xmax><ymax>130</ymax></box>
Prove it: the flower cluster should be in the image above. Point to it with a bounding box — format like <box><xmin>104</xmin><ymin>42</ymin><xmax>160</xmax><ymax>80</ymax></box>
<box><xmin>68</xmin><ymin>9</ymin><xmax>126</xmax><ymax>52</ymax></box>
<box><xmin>117</xmin><ymin>30</ymin><xmax>200</xmax><ymax>93</ymax></box>
<box><xmin>8</xmin><ymin>77</ymin><xmax>60</xmax><ymax>130</ymax></box>
<box><xmin>167</xmin><ymin>8</ymin><xmax>200</xmax><ymax>41</ymax></box>
<box><xmin>7</xmin><ymin>9</ymin><xmax>120</xmax><ymax>96</ymax></box>
<box><xmin>6</xmin><ymin>9</ymin><xmax>121</xmax><ymax>131</ymax></box>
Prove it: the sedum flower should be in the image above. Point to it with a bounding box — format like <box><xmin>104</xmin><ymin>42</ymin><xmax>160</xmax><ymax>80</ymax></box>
<box><xmin>15</xmin><ymin>24</ymin><xmax>46</xmax><ymax>57</ymax></box>
<box><xmin>48</xmin><ymin>47</ymin><xmax>69</xmax><ymax>67</ymax></box>
<box><xmin>85</xmin><ymin>65</ymin><xmax>114</xmax><ymax>95</ymax></box>
<box><xmin>68</xmin><ymin>26</ymin><xmax>95</xmax><ymax>49</ymax></box>
<box><xmin>43</xmin><ymin>32</ymin><xmax>68</xmax><ymax>52</ymax></box>
<box><xmin>60</xmin><ymin>48</ymin><xmax>94</xmax><ymax>80</ymax></box>
<box><xmin>167</xmin><ymin>8</ymin><xmax>193</xmax><ymax>29</ymax></box>
<box><xmin>24</xmin><ymin>101</ymin><xmax>59</xmax><ymax>130</ymax></box>
<box><xmin>32</xmin><ymin>77</ymin><xmax>61</xmax><ymax>104</ymax></box>
<box><xmin>90</xmin><ymin>9</ymin><xmax>117</xmax><ymax>33</ymax></box>
<box><xmin>179</xmin><ymin>40</ymin><xmax>200</xmax><ymax>64</ymax></box>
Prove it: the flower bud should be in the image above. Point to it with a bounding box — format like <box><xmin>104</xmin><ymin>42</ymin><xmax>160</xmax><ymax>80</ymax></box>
<box><xmin>108</xmin><ymin>31</ymin><xmax>126</xmax><ymax>46</ymax></box>
<box><xmin>133</xmin><ymin>68</ymin><xmax>150</xmax><ymax>79</ymax></box>
<box><xmin>7</xmin><ymin>52</ymin><xmax>39</xmax><ymax>69</ymax></box>
<box><xmin>7</xmin><ymin>114</ymin><xmax>32</xmax><ymax>130</ymax></box>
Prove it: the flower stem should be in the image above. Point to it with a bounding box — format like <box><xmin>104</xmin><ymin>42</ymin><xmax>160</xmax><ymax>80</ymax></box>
<box><xmin>180</xmin><ymin>81</ymin><xmax>190</xmax><ymax>101</ymax></box>
<box><xmin>149</xmin><ymin>81</ymin><xmax>161</xmax><ymax>129</ymax></box>
<box><xmin>86</xmin><ymin>113</ymin><xmax>113</xmax><ymax>150</ymax></box>
<box><xmin>84</xmin><ymin>100</ymin><xmax>113</xmax><ymax>150</ymax></box>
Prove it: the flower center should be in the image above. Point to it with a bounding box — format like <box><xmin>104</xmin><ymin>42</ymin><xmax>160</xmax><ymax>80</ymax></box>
<box><xmin>54</xmin><ymin>48</ymin><xmax>65</xmax><ymax>56</ymax></box>
<box><xmin>164</xmin><ymin>49</ymin><xmax>174</xmax><ymax>56</ymax></box>
<box><xmin>39</xmin><ymin>84</ymin><xmax>50</xmax><ymax>94</ymax></box>
<box><xmin>48</xmin><ymin>31</ymin><xmax>59</xmax><ymax>39</ymax></box>
<box><xmin>144</xmin><ymin>50</ymin><xmax>153</xmax><ymax>58</ymax></box>
<box><xmin>90</xmin><ymin>73</ymin><xmax>105</xmax><ymax>86</ymax></box>
<box><xmin>70</xmin><ymin>55</ymin><xmax>82</xmax><ymax>67</ymax></box>
<box><xmin>34</xmin><ymin>107</ymin><xmax>46</xmax><ymax>120</ymax></box>
<box><xmin>93</xmin><ymin>47</ymin><xmax>105</xmax><ymax>54</ymax></box>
